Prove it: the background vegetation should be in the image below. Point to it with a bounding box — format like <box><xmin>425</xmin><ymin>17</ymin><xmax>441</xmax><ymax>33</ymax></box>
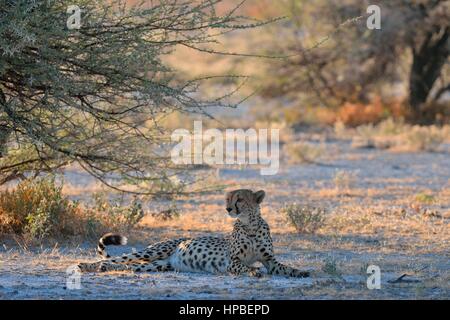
<box><xmin>0</xmin><ymin>0</ymin><xmax>448</xmax><ymax>240</ymax></box>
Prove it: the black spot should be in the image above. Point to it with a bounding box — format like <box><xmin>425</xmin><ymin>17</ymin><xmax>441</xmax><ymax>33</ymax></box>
<box><xmin>144</xmin><ymin>255</ymin><xmax>150</xmax><ymax>258</ymax></box>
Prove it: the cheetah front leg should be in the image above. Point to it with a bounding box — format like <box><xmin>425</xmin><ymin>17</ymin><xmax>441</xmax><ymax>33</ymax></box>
<box><xmin>78</xmin><ymin>260</ymin><xmax>136</xmax><ymax>272</ymax></box>
<box><xmin>227</xmin><ymin>257</ymin><xmax>262</xmax><ymax>277</ymax></box>
<box><xmin>261</xmin><ymin>254</ymin><xmax>309</xmax><ymax>278</ymax></box>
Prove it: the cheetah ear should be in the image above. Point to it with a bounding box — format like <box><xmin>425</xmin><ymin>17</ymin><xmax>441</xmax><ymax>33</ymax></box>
<box><xmin>254</xmin><ymin>190</ymin><xmax>265</xmax><ymax>204</ymax></box>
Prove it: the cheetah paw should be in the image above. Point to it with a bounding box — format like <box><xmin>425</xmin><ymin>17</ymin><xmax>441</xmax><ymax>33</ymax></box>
<box><xmin>249</xmin><ymin>269</ymin><xmax>263</xmax><ymax>278</ymax></box>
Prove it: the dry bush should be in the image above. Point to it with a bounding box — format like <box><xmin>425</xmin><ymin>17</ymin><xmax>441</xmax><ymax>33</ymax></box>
<box><xmin>0</xmin><ymin>177</ymin><xmax>89</xmax><ymax>239</ymax></box>
<box><xmin>282</xmin><ymin>105</ymin><xmax>336</xmax><ymax>126</ymax></box>
<box><xmin>321</xmin><ymin>258</ymin><xmax>342</xmax><ymax>278</ymax></box>
<box><xmin>337</xmin><ymin>99</ymin><xmax>385</xmax><ymax>127</ymax></box>
<box><xmin>280</xmin><ymin>98</ymin><xmax>406</xmax><ymax>128</ymax></box>
<box><xmin>0</xmin><ymin>177</ymin><xmax>144</xmax><ymax>240</ymax></box>
<box><xmin>350</xmin><ymin>118</ymin><xmax>449</xmax><ymax>152</ymax></box>
<box><xmin>414</xmin><ymin>192</ymin><xmax>436</xmax><ymax>205</ymax></box>
<box><xmin>88</xmin><ymin>192</ymin><xmax>145</xmax><ymax>232</ymax></box>
<box><xmin>333</xmin><ymin>170</ymin><xmax>357</xmax><ymax>193</ymax></box>
<box><xmin>282</xmin><ymin>203</ymin><xmax>326</xmax><ymax>234</ymax></box>
<box><xmin>337</xmin><ymin>97</ymin><xmax>407</xmax><ymax>127</ymax></box>
<box><xmin>150</xmin><ymin>205</ymin><xmax>180</xmax><ymax>221</ymax></box>
<box><xmin>401</xmin><ymin>126</ymin><xmax>447</xmax><ymax>152</ymax></box>
<box><xmin>284</xmin><ymin>142</ymin><xmax>324</xmax><ymax>164</ymax></box>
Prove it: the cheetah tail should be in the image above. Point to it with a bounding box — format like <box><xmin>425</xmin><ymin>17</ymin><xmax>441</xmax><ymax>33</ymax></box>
<box><xmin>97</xmin><ymin>233</ymin><xmax>128</xmax><ymax>258</ymax></box>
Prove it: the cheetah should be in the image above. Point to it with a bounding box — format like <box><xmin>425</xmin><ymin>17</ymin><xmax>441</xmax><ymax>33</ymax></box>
<box><xmin>77</xmin><ymin>189</ymin><xmax>310</xmax><ymax>278</ymax></box>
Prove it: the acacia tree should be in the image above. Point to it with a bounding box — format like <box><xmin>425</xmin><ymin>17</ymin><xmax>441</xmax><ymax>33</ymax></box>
<box><xmin>260</xmin><ymin>0</ymin><xmax>449</xmax><ymax>124</ymax></box>
<box><xmin>0</xmin><ymin>0</ymin><xmax>261</xmax><ymax>193</ymax></box>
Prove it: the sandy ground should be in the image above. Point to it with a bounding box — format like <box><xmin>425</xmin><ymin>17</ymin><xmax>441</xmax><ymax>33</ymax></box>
<box><xmin>0</xmin><ymin>139</ymin><xmax>449</xmax><ymax>299</ymax></box>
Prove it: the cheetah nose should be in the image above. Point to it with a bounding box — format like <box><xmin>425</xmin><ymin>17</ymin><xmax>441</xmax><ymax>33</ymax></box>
<box><xmin>226</xmin><ymin>207</ymin><xmax>232</xmax><ymax>213</ymax></box>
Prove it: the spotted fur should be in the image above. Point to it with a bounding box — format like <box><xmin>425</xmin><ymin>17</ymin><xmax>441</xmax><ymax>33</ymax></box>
<box><xmin>77</xmin><ymin>189</ymin><xmax>310</xmax><ymax>278</ymax></box>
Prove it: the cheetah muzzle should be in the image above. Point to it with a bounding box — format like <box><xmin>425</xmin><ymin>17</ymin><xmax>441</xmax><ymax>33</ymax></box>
<box><xmin>77</xmin><ymin>189</ymin><xmax>310</xmax><ymax>278</ymax></box>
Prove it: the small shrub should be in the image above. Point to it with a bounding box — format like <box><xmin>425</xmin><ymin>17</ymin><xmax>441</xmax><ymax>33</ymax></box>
<box><xmin>360</xmin><ymin>263</ymin><xmax>370</xmax><ymax>276</ymax></box>
<box><xmin>91</xmin><ymin>193</ymin><xmax>145</xmax><ymax>231</ymax></box>
<box><xmin>283</xmin><ymin>105</ymin><xmax>336</xmax><ymax>126</ymax></box>
<box><xmin>0</xmin><ymin>177</ymin><xmax>81</xmax><ymax>239</ymax></box>
<box><xmin>337</xmin><ymin>97</ymin><xmax>406</xmax><ymax>127</ymax></box>
<box><xmin>334</xmin><ymin>121</ymin><xmax>349</xmax><ymax>139</ymax></box>
<box><xmin>0</xmin><ymin>177</ymin><xmax>145</xmax><ymax>240</ymax></box>
<box><xmin>333</xmin><ymin>170</ymin><xmax>357</xmax><ymax>192</ymax></box>
<box><xmin>282</xmin><ymin>203</ymin><xmax>326</xmax><ymax>234</ymax></box>
<box><xmin>403</xmin><ymin>126</ymin><xmax>445</xmax><ymax>152</ymax></box>
<box><xmin>150</xmin><ymin>204</ymin><xmax>180</xmax><ymax>221</ymax></box>
<box><xmin>337</xmin><ymin>98</ymin><xmax>385</xmax><ymax>127</ymax></box>
<box><xmin>350</xmin><ymin>118</ymin><xmax>448</xmax><ymax>152</ymax></box>
<box><xmin>322</xmin><ymin>258</ymin><xmax>342</xmax><ymax>277</ymax></box>
<box><xmin>376</xmin><ymin>117</ymin><xmax>406</xmax><ymax>135</ymax></box>
<box><xmin>284</xmin><ymin>142</ymin><xmax>324</xmax><ymax>164</ymax></box>
<box><xmin>414</xmin><ymin>192</ymin><xmax>436</xmax><ymax>205</ymax></box>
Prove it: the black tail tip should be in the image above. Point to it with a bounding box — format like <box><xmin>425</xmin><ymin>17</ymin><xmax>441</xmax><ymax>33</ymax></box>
<box><xmin>100</xmin><ymin>233</ymin><xmax>128</xmax><ymax>246</ymax></box>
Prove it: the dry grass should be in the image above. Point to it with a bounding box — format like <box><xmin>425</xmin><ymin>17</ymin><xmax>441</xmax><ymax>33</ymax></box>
<box><xmin>1</xmin><ymin>131</ymin><xmax>449</xmax><ymax>299</ymax></box>
<box><xmin>338</xmin><ymin>118</ymin><xmax>450</xmax><ymax>152</ymax></box>
<box><xmin>0</xmin><ymin>177</ymin><xmax>145</xmax><ymax>242</ymax></box>
<box><xmin>284</xmin><ymin>142</ymin><xmax>325</xmax><ymax>164</ymax></box>
<box><xmin>3</xmin><ymin>170</ymin><xmax>447</xmax><ymax>299</ymax></box>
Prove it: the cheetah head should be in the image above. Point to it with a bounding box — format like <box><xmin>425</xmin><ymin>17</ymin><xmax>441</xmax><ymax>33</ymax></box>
<box><xmin>225</xmin><ymin>189</ymin><xmax>265</xmax><ymax>222</ymax></box>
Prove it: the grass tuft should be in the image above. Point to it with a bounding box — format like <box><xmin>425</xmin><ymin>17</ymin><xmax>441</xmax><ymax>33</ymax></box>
<box><xmin>282</xmin><ymin>203</ymin><xmax>326</xmax><ymax>234</ymax></box>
